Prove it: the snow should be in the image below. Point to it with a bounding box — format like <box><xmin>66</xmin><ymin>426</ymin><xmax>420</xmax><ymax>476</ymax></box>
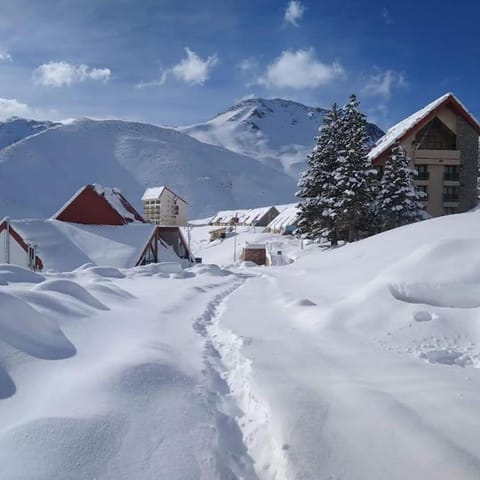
<box><xmin>266</xmin><ymin>203</ymin><xmax>299</xmax><ymax>232</ymax></box>
<box><xmin>141</xmin><ymin>186</ymin><xmax>166</xmax><ymax>200</ymax></box>
<box><xmin>0</xmin><ymin>118</ymin><xmax>295</xmax><ymax>219</ymax></box>
<box><xmin>210</xmin><ymin>206</ymin><xmax>277</xmax><ymax>226</ymax></box>
<box><xmin>93</xmin><ymin>184</ymin><xmax>137</xmax><ymax>222</ymax></box>
<box><xmin>2</xmin><ymin>208</ymin><xmax>480</xmax><ymax>478</ymax></box>
<box><xmin>181</xmin><ymin>97</ymin><xmax>384</xmax><ymax>179</ymax></box>
<box><xmin>9</xmin><ymin>219</ymin><xmax>177</xmax><ymax>271</ymax></box>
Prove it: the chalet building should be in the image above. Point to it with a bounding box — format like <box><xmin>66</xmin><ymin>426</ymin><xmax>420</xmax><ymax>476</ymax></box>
<box><xmin>0</xmin><ymin>184</ymin><xmax>193</xmax><ymax>271</ymax></box>
<box><xmin>142</xmin><ymin>186</ymin><xmax>188</xmax><ymax>226</ymax></box>
<box><xmin>264</xmin><ymin>204</ymin><xmax>299</xmax><ymax>234</ymax></box>
<box><xmin>369</xmin><ymin>93</ymin><xmax>480</xmax><ymax>217</ymax></box>
<box><xmin>52</xmin><ymin>184</ymin><xmax>145</xmax><ymax>225</ymax></box>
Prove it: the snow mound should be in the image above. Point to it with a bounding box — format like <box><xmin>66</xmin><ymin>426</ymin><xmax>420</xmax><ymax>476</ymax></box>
<box><xmin>390</xmin><ymin>282</ymin><xmax>480</xmax><ymax>309</ymax></box>
<box><xmin>78</xmin><ymin>265</ymin><xmax>126</xmax><ymax>279</ymax></box>
<box><xmin>0</xmin><ymin>290</ymin><xmax>75</xmax><ymax>360</ymax></box>
<box><xmin>0</xmin><ymin>264</ymin><xmax>45</xmax><ymax>285</ymax></box>
<box><xmin>33</xmin><ymin>279</ymin><xmax>109</xmax><ymax>311</ymax></box>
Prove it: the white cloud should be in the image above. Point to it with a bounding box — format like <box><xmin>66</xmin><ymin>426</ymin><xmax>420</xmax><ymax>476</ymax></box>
<box><xmin>171</xmin><ymin>47</ymin><xmax>218</xmax><ymax>85</ymax></box>
<box><xmin>257</xmin><ymin>48</ymin><xmax>344</xmax><ymax>89</ymax></box>
<box><xmin>0</xmin><ymin>98</ymin><xmax>32</xmax><ymax>119</ymax></box>
<box><xmin>33</xmin><ymin>61</ymin><xmax>111</xmax><ymax>87</ymax></box>
<box><xmin>136</xmin><ymin>47</ymin><xmax>218</xmax><ymax>88</ymax></box>
<box><xmin>362</xmin><ymin>69</ymin><xmax>407</xmax><ymax>98</ymax></box>
<box><xmin>0</xmin><ymin>49</ymin><xmax>12</xmax><ymax>62</ymax></box>
<box><xmin>284</xmin><ymin>1</ymin><xmax>305</xmax><ymax>26</ymax></box>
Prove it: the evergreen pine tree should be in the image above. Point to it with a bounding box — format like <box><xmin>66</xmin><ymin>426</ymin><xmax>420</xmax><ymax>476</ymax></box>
<box><xmin>333</xmin><ymin>94</ymin><xmax>377</xmax><ymax>242</ymax></box>
<box><xmin>375</xmin><ymin>141</ymin><xmax>425</xmax><ymax>231</ymax></box>
<box><xmin>296</xmin><ymin>103</ymin><xmax>342</xmax><ymax>244</ymax></box>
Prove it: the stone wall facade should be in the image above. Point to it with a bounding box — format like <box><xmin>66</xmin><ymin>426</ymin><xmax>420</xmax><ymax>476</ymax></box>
<box><xmin>457</xmin><ymin>116</ymin><xmax>479</xmax><ymax>212</ymax></box>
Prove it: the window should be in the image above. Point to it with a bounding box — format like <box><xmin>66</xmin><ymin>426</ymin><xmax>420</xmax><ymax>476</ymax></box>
<box><xmin>417</xmin><ymin>185</ymin><xmax>428</xmax><ymax>200</ymax></box>
<box><xmin>415</xmin><ymin>164</ymin><xmax>429</xmax><ymax>180</ymax></box>
<box><xmin>443</xmin><ymin>206</ymin><xmax>458</xmax><ymax>215</ymax></box>
<box><xmin>443</xmin><ymin>185</ymin><xmax>459</xmax><ymax>202</ymax></box>
<box><xmin>173</xmin><ymin>205</ymin><xmax>179</xmax><ymax>215</ymax></box>
<box><xmin>444</xmin><ymin>165</ymin><xmax>459</xmax><ymax>181</ymax></box>
<box><xmin>416</xmin><ymin>117</ymin><xmax>456</xmax><ymax>150</ymax></box>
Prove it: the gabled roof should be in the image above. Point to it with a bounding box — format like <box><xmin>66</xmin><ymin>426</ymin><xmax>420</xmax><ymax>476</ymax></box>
<box><xmin>8</xmin><ymin>219</ymin><xmax>178</xmax><ymax>271</ymax></box>
<box><xmin>52</xmin><ymin>184</ymin><xmax>145</xmax><ymax>225</ymax></box>
<box><xmin>368</xmin><ymin>92</ymin><xmax>480</xmax><ymax>162</ymax></box>
<box><xmin>142</xmin><ymin>185</ymin><xmax>188</xmax><ymax>204</ymax></box>
<box><xmin>266</xmin><ymin>203</ymin><xmax>299</xmax><ymax>231</ymax></box>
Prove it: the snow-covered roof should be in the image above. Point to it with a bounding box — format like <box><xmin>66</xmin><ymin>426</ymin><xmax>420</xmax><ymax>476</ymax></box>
<box><xmin>9</xmin><ymin>219</ymin><xmax>177</xmax><ymax>271</ymax></box>
<box><xmin>242</xmin><ymin>206</ymin><xmax>277</xmax><ymax>225</ymax></box>
<box><xmin>210</xmin><ymin>206</ymin><xmax>277</xmax><ymax>225</ymax></box>
<box><xmin>209</xmin><ymin>209</ymin><xmax>251</xmax><ymax>224</ymax></box>
<box><xmin>266</xmin><ymin>203</ymin><xmax>299</xmax><ymax>231</ymax></box>
<box><xmin>52</xmin><ymin>184</ymin><xmax>144</xmax><ymax>224</ymax></box>
<box><xmin>142</xmin><ymin>186</ymin><xmax>188</xmax><ymax>204</ymax></box>
<box><xmin>368</xmin><ymin>93</ymin><xmax>480</xmax><ymax>161</ymax></box>
<box><xmin>93</xmin><ymin>185</ymin><xmax>138</xmax><ymax>222</ymax></box>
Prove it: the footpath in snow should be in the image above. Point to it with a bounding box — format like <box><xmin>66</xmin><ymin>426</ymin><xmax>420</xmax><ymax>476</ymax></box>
<box><xmin>2</xmin><ymin>210</ymin><xmax>480</xmax><ymax>479</ymax></box>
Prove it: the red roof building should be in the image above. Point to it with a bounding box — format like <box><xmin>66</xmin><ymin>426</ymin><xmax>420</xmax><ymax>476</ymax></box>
<box><xmin>52</xmin><ymin>184</ymin><xmax>145</xmax><ymax>225</ymax></box>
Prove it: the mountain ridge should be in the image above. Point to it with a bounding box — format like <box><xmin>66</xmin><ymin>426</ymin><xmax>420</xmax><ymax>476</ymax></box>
<box><xmin>181</xmin><ymin>97</ymin><xmax>385</xmax><ymax>178</ymax></box>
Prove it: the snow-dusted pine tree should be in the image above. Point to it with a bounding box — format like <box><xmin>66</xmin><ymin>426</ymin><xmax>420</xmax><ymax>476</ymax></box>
<box><xmin>333</xmin><ymin>94</ymin><xmax>377</xmax><ymax>242</ymax></box>
<box><xmin>375</xmin><ymin>141</ymin><xmax>425</xmax><ymax>231</ymax></box>
<box><xmin>296</xmin><ymin>104</ymin><xmax>342</xmax><ymax>244</ymax></box>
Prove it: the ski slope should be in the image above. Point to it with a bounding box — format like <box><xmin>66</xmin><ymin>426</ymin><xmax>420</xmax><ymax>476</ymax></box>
<box><xmin>1</xmin><ymin>210</ymin><xmax>480</xmax><ymax>478</ymax></box>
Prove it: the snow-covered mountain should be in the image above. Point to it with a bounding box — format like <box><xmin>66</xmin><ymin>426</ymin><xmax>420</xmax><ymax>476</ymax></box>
<box><xmin>181</xmin><ymin>98</ymin><xmax>385</xmax><ymax>178</ymax></box>
<box><xmin>0</xmin><ymin>118</ymin><xmax>296</xmax><ymax>219</ymax></box>
<box><xmin>0</xmin><ymin>117</ymin><xmax>60</xmax><ymax>150</ymax></box>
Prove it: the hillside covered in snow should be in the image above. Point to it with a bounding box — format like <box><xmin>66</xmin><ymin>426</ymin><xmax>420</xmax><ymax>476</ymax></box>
<box><xmin>181</xmin><ymin>98</ymin><xmax>385</xmax><ymax>177</ymax></box>
<box><xmin>0</xmin><ymin>117</ymin><xmax>60</xmax><ymax>150</ymax></box>
<box><xmin>0</xmin><ymin>118</ymin><xmax>295</xmax><ymax>219</ymax></box>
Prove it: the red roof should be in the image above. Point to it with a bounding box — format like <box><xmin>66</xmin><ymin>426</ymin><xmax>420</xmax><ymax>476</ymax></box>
<box><xmin>52</xmin><ymin>184</ymin><xmax>145</xmax><ymax>226</ymax></box>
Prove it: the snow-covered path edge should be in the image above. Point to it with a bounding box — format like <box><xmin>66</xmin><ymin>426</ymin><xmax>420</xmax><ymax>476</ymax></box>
<box><xmin>195</xmin><ymin>276</ymin><xmax>290</xmax><ymax>480</ymax></box>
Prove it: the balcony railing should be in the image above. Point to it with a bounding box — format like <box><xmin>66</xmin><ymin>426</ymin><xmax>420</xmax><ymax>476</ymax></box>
<box><xmin>444</xmin><ymin>173</ymin><xmax>460</xmax><ymax>181</ymax></box>
<box><xmin>416</xmin><ymin>172</ymin><xmax>429</xmax><ymax>180</ymax></box>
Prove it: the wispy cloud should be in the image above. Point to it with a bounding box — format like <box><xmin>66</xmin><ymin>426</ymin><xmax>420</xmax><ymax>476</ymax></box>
<box><xmin>0</xmin><ymin>48</ymin><xmax>12</xmax><ymax>62</ymax></box>
<box><xmin>33</xmin><ymin>61</ymin><xmax>111</xmax><ymax>87</ymax></box>
<box><xmin>284</xmin><ymin>1</ymin><xmax>305</xmax><ymax>27</ymax></box>
<box><xmin>362</xmin><ymin>68</ymin><xmax>407</xmax><ymax>98</ymax></box>
<box><xmin>257</xmin><ymin>48</ymin><xmax>344</xmax><ymax>89</ymax></box>
<box><xmin>137</xmin><ymin>47</ymin><xmax>218</xmax><ymax>88</ymax></box>
<box><xmin>381</xmin><ymin>8</ymin><xmax>393</xmax><ymax>24</ymax></box>
<box><xmin>238</xmin><ymin>57</ymin><xmax>259</xmax><ymax>72</ymax></box>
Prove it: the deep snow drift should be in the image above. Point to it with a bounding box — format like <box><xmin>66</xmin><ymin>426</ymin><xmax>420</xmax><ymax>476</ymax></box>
<box><xmin>2</xmin><ymin>209</ymin><xmax>480</xmax><ymax>479</ymax></box>
<box><xmin>0</xmin><ymin>118</ymin><xmax>295</xmax><ymax>219</ymax></box>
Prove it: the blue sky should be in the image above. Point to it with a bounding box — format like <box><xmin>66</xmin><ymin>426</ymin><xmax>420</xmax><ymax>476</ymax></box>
<box><xmin>0</xmin><ymin>0</ymin><xmax>478</xmax><ymax>129</ymax></box>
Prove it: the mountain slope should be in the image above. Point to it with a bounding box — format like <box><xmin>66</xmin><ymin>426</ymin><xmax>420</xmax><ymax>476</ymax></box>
<box><xmin>0</xmin><ymin>117</ymin><xmax>61</xmax><ymax>149</ymax></box>
<box><xmin>181</xmin><ymin>98</ymin><xmax>385</xmax><ymax>178</ymax></box>
<box><xmin>0</xmin><ymin>118</ymin><xmax>296</xmax><ymax>219</ymax></box>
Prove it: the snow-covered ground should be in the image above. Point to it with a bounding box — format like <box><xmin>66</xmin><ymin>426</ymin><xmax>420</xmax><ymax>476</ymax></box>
<box><xmin>2</xmin><ymin>210</ymin><xmax>480</xmax><ymax>479</ymax></box>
